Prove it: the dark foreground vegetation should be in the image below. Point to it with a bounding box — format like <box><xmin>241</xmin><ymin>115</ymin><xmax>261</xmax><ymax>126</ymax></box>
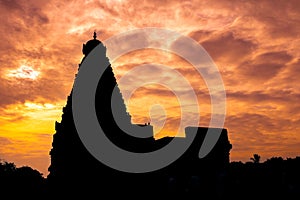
<box><xmin>1</xmin><ymin>155</ymin><xmax>299</xmax><ymax>199</ymax></box>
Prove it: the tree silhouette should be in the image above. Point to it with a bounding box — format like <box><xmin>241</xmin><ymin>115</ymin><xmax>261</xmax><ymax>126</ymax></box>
<box><xmin>2</xmin><ymin>155</ymin><xmax>300</xmax><ymax>198</ymax></box>
<box><xmin>0</xmin><ymin>160</ymin><xmax>16</xmax><ymax>173</ymax></box>
<box><xmin>250</xmin><ymin>154</ymin><xmax>261</xmax><ymax>163</ymax></box>
<box><xmin>0</xmin><ymin>159</ymin><xmax>46</xmax><ymax>198</ymax></box>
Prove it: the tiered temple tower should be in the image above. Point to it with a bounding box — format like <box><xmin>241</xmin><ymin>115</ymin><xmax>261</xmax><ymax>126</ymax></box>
<box><xmin>48</xmin><ymin>32</ymin><xmax>232</xmax><ymax>197</ymax></box>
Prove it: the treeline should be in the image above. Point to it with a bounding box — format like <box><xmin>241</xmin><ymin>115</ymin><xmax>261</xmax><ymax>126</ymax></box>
<box><xmin>226</xmin><ymin>155</ymin><xmax>300</xmax><ymax>198</ymax></box>
<box><xmin>0</xmin><ymin>160</ymin><xmax>46</xmax><ymax>198</ymax></box>
<box><xmin>0</xmin><ymin>156</ymin><xmax>299</xmax><ymax>198</ymax></box>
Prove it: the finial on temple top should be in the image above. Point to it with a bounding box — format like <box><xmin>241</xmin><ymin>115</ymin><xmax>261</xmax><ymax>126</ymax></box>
<box><xmin>93</xmin><ymin>31</ymin><xmax>97</xmax><ymax>40</ymax></box>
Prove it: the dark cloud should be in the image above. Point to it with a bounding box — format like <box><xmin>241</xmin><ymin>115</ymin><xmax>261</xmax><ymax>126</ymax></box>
<box><xmin>279</xmin><ymin>59</ymin><xmax>300</xmax><ymax>90</ymax></box>
<box><xmin>189</xmin><ymin>30</ymin><xmax>214</xmax><ymax>42</ymax></box>
<box><xmin>201</xmin><ymin>31</ymin><xmax>257</xmax><ymax>65</ymax></box>
<box><xmin>249</xmin><ymin>1</ymin><xmax>300</xmax><ymax>39</ymax></box>
<box><xmin>0</xmin><ymin>0</ymin><xmax>50</xmax><ymax>37</ymax></box>
<box><xmin>237</xmin><ymin>51</ymin><xmax>293</xmax><ymax>81</ymax></box>
<box><xmin>227</xmin><ymin>89</ymin><xmax>300</xmax><ymax>104</ymax></box>
<box><xmin>256</xmin><ymin>51</ymin><xmax>293</xmax><ymax>64</ymax></box>
<box><xmin>239</xmin><ymin>63</ymin><xmax>285</xmax><ymax>81</ymax></box>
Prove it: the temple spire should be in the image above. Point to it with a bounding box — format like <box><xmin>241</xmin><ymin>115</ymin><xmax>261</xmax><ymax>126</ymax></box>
<box><xmin>93</xmin><ymin>31</ymin><xmax>97</xmax><ymax>40</ymax></box>
<box><xmin>82</xmin><ymin>31</ymin><xmax>101</xmax><ymax>55</ymax></box>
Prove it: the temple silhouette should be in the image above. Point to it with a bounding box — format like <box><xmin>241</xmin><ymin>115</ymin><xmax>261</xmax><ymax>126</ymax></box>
<box><xmin>48</xmin><ymin>32</ymin><xmax>232</xmax><ymax>197</ymax></box>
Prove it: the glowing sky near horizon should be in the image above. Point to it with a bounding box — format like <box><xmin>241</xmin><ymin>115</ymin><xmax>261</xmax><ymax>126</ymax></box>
<box><xmin>0</xmin><ymin>0</ymin><xmax>300</xmax><ymax>176</ymax></box>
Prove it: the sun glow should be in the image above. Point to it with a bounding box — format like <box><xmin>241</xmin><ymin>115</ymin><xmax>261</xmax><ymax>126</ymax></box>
<box><xmin>7</xmin><ymin>65</ymin><xmax>40</xmax><ymax>80</ymax></box>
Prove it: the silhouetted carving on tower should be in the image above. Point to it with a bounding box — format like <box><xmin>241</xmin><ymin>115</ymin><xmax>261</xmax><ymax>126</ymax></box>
<box><xmin>48</xmin><ymin>32</ymin><xmax>232</xmax><ymax>197</ymax></box>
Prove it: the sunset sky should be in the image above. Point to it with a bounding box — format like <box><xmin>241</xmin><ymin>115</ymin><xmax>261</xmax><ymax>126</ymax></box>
<box><xmin>0</xmin><ymin>0</ymin><xmax>300</xmax><ymax>176</ymax></box>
